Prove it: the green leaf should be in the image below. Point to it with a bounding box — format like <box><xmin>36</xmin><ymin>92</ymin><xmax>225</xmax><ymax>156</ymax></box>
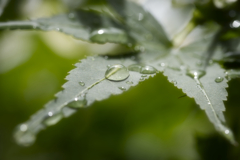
<box><xmin>13</xmin><ymin>54</ymin><xmax>160</xmax><ymax>146</ymax></box>
<box><xmin>0</xmin><ymin>9</ymin><xmax>132</xmax><ymax>44</ymax></box>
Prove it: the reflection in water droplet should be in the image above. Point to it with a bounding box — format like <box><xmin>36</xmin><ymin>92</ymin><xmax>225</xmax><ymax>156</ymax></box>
<box><xmin>215</xmin><ymin>77</ymin><xmax>224</xmax><ymax>83</ymax></box>
<box><xmin>118</xmin><ymin>86</ymin><xmax>126</xmax><ymax>91</ymax></box>
<box><xmin>67</xmin><ymin>98</ymin><xmax>87</xmax><ymax>109</ymax></box>
<box><xmin>42</xmin><ymin>112</ymin><xmax>63</xmax><ymax>126</ymax></box>
<box><xmin>141</xmin><ymin>75</ymin><xmax>147</xmax><ymax>77</ymax></box>
<box><xmin>79</xmin><ymin>81</ymin><xmax>85</xmax><ymax>86</ymax></box>
<box><xmin>14</xmin><ymin>124</ymin><xmax>36</xmax><ymax>147</ymax></box>
<box><xmin>138</xmin><ymin>13</ymin><xmax>144</xmax><ymax>21</ymax></box>
<box><xmin>105</xmin><ymin>64</ymin><xmax>129</xmax><ymax>81</ymax></box>
<box><xmin>140</xmin><ymin>77</ymin><xmax>144</xmax><ymax>81</ymax></box>
<box><xmin>186</xmin><ymin>70</ymin><xmax>206</xmax><ymax>79</ymax></box>
<box><xmin>126</xmin><ymin>81</ymin><xmax>133</xmax><ymax>85</ymax></box>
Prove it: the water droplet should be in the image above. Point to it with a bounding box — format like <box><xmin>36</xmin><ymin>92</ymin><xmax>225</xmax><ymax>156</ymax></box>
<box><xmin>186</xmin><ymin>70</ymin><xmax>206</xmax><ymax>79</ymax></box>
<box><xmin>105</xmin><ymin>64</ymin><xmax>129</xmax><ymax>81</ymax></box>
<box><xmin>128</xmin><ymin>64</ymin><xmax>142</xmax><ymax>72</ymax></box>
<box><xmin>140</xmin><ymin>65</ymin><xmax>157</xmax><ymax>74</ymax></box>
<box><xmin>138</xmin><ymin>13</ymin><xmax>144</xmax><ymax>21</ymax></box>
<box><xmin>42</xmin><ymin>112</ymin><xmax>63</xmax><ymax>126</ymax></box>
<box><xmin>170</xmin><ymin>80</ymin><xmax>177</xmax><ymax>85</ymax></box>
<box><xmin>118</xmin><ymin>86</ymin><xmax>126</xmax><ymax>91</ymax></box>
<box><xmin>141</xmin><ymin>75</ymin><xmax>147</xmax><ymax>77</ymax></box>
<box><xmin>90</xmin><ymin>28</ymin><xmax>128</xmax><ymax>43</ymax></box>
<box><xmin>128</xmin><ymin>64</ymin><xmax>157</xmax><ymax>74</ymax></box>
<box><xmin>68</xmin><ymin>12</ymin><xmax>76</xmax><ymax>20</ymax></box>
<box><xmin>67</xmin><ymin>98</ymin><xmax>87</xmax><ymax>109</ymax></box>
<box><xmin>14</xmin><ymin>124</ymin><xmax>36</xmax><ymax>147</ymax></box>
<box><xmin>79</xmin><ymin>81</ymin><xmax>85</xmax><ymax>86</ymax></box>
<box><xmin>215</xmin><ymin>77</ymin><xmax>224</xmax><ymax>83</ymax></box>
<box><xmin>107</xmin><ymin>64</ymin><xmax>111</xmax><ymax>68</ymax></box>
<box><xmin>126</xmin><ymin>81</ymin><xmax>133</xmax><ymax>85</ymax></box>
<box><xmin>140</xmin><ymin>77</ymin><xmax>144</xmax><ymax>81</ymax></box>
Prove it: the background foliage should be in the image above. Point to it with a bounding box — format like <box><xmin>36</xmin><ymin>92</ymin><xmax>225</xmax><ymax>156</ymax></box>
<box><xmin>0</xmin><ymin>0</ymin><xmax>240</xmax><ymax>159</ymax></box>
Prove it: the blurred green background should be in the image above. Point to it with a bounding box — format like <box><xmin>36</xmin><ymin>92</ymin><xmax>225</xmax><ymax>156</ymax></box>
<box><xmin>0</xmin><ymin>0</ymin><xmax>240</xmax><ymax>160</ymax></box>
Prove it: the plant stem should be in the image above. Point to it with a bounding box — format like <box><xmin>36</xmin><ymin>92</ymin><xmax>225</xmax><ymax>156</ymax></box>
<box><xmin>173</xmin><ymin>20</ymin><xmax>196</xmax><ymax>48</ymax></box>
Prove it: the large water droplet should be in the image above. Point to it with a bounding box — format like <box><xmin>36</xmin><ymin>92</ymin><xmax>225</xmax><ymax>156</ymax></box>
<box><xmin>215</xmin><ymin>77</ymin><xmax>224</xmax><ymax>83</ymax></box>
<box><xmin>140</xmin><ymin>66</ymin><xmax>157</xmax><ymax>74</ymax></box>
<box><xmin>118</xmin><ymin>86</ymin><xmax>126</xmax><ymax>91</ymax></box>
<box><xmin>42</xmin><ymin>112</ymin><xmax>63</xmax><ymax>126</ymax></box>
<box><xmin>105</xmin><ymin>64</ymin><xmax>129</xmax><ymax>81</ymax></box>
<box><xmin>67</xmin><ymin>98</ymin><xmax>87</xmax><ymax>109</ymax></box>
<box><xmin>90</xmin><ymin>28</ymin><xmax>128</xmax><ymax>44</ymax></box>
<box><xmin>79</xmin><ymin>81</ymin><xmax>85</xmax><ymax>86</ymax></box>
<box><xmin>186</xmin><ymin>70</ymin><xmax>206</xmax><ymax>79</ymax></box>
<box><xmin>14</xmin><ymin>124</ymin><xmax>36</xmax><ymax>147</ymax></box>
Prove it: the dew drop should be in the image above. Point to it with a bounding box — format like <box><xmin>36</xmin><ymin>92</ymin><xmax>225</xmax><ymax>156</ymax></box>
<box><xmin>79</xmin><ymin>81</ymin><xmax>85</xmax><ymax>86</ymax></box>
<box><xmin>126</xmin><ymin>81</ymin><xmax>133</xmax><ymax>85</ymax></box>
<box><xmin>128</xmin><ymin>64</ymin><xmax>142</xmax><ymax>72</ymax></box>
<box><xmin>215</xmin><ymin>77</ymin><xmax>224</xmax><ymax>83</ymax></box>
<box><xmin>118</xmin><ymin>86</ymin><xmax>126</xmax><ymax>91</ymax></box>
<box><xmin>105</xmin><ymin>64</ymin><xmax>129</xmax><ymax>81</ymax></box>
<box><xmin>186</xmin><ymin>70</ymin><xmax>206</xmax><ymax>79</ymax></box>
<box><xmin>42</xmin><ymin>112</ymin><xmax>63</xmax><ymax>126</ymax></box>
<box><xmin>67</xmin><ymin>98</ymin><xmax>87</xmax><ymax>109</ymax></box>
<box><xmin>170</xmin><ymin>80</ymin><xmax>177</xmax><ymax>85</ymax></box>
<box><xmin>14</xmin><ymin>124</ymin><xmax>36</xmax><ymax>147</ymax></box>
<box><xmin>140</xmin><ymin>65</ymin><xmax>157</xmax><ymax>74</ymax></box>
